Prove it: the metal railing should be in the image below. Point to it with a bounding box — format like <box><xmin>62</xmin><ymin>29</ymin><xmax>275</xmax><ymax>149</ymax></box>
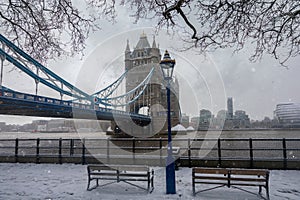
<box><xmin>0</xmin><ymin>137</ymin><xmax>299</xmax><ymax>169</ymax></box>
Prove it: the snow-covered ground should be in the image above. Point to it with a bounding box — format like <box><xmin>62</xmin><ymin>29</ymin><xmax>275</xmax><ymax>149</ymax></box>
<box><xmin>0</xmin><ymin>163</ymin><xmax>299</xmax><ymax>200</ymax></box>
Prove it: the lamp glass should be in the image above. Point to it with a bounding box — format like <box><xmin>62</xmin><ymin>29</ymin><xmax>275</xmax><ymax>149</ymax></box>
<box><xmin>160</xmin><ymin>62</ymin><xmax>174</xmax><ymax>80</ymax></box>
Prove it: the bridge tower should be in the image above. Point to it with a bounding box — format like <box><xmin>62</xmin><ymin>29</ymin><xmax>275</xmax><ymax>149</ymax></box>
<box><xmin>111</xmin><ymin>33</ymin><xmax>181</xmax><ymax>136</ymax></box>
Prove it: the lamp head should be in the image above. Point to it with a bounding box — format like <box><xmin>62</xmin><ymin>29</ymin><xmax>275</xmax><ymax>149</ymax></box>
<box><xmin>160</xmin><ymin>50</ymin><xmax>176</xmax><ymax>80</ymax></box>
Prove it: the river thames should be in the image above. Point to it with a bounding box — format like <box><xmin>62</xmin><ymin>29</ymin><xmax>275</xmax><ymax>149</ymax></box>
<box><xmin>0</xmin><ymin>129</ymin><xmax>299</xmax><ymax>139</ymax></box>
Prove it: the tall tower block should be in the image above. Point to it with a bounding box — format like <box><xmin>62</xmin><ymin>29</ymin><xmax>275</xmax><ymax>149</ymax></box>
<box><xmin>227</xmin><ymin>97</ymin><xmax>234</xmax><ymax>119</ymax></box>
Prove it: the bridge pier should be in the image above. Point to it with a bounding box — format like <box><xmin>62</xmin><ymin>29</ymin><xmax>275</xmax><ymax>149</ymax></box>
<box><xmin>109</xmin><ymin>113</ymin><xmax>180</xmax><ymax>138</ymax></box>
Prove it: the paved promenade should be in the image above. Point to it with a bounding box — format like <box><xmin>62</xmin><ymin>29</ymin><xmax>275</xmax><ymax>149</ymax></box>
<box><xmin>0</xmin><ymin>163</ymin><xmax>299</xmax><ymax>199</ymax></box>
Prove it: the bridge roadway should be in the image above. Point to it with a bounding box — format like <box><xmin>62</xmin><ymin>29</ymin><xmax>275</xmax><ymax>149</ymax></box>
<box><xmin>0</xmin><ymin>89</ymin><xmax>151</xmax><ymax>125</ymax></box>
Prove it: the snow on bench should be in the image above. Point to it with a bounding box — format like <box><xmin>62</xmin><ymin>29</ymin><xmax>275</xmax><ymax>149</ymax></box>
<box><xmin>192</xmin><ymin>167</ymin><xmax>269</xmax><ymax>199</ymax></box>
<box><xmin>87</xmin><ymin>164</ymin><xmax>154</xmax><ymax>193</ymax></box>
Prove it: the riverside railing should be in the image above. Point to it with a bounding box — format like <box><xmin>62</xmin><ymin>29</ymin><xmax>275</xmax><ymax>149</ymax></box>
<box><xmin>0</xmin><ymin>138</ymin><xmax>299</xmax><ymax>169</ymax></box>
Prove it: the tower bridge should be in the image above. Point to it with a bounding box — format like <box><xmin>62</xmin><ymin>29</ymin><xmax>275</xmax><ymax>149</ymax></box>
<box><xmin>0</xmin><ymin>33</ymin><xmax>181</xmax><ymax>136</ymax></box>
<box><xmin>111</xmin><ymin>33</ymin><xmax>180</xmax><ymax>136</ymax></box>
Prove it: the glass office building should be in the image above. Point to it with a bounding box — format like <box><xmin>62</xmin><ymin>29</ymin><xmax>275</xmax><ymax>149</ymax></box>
<box><xmin>274</xmin><ymin>103</ymin><xmax>300</xmax><ymax>128</ymax></box>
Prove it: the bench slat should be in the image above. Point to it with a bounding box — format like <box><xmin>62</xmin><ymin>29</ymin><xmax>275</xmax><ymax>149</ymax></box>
<box><xmin>90</xmin><ymin>177</ymin><xmax>118</xmax><ymax>181</ymax></box>
<box><xmin>88</xmin><ymin>165</ymin><xmax>149</xmax><ymax>171</ymax></box>
<box><xmin>89</xmin><ymin>171</ymin><xmax>117</xmax><ymax>175</ymax></box>
<box><xmin>118</xmin><ymin>166</ymin><xmax>149</xmax><ymax>171</ymax></box>
<box><xmin>193</xmin><ymin>176</ymin><xmax>229</xmax><ymax>181</ymax></box>
<box><xmin>119</xmin><ymin>178</ymin><xmax>149</xmax><ymax>181</ymax></box>
<box><xmin>229</xmin><ymin>169</ymin><xmax>268</xmax><ymax>176</ymax></box>
<box><xmin>230</xmin><ymin>177</ymin><xmax>267</xmax><ymax>182</ymax></box>
<box><xmin>194</xmin><ymin>181</ymin><xmax>227</xmax><ymax>185</ymax></box>
<box><xmin>193</xmin><ymin>168</ymin><xmax>229</xmax><ymax>174</ymax></box>
<box><xmin>119</xmin><ymin>173</ymin><xmax>148</xmax><ymax>177</ymax></box>
<box><xmin>88</xmin><ymin>165</ymin><xmax>115</xmax><ymax>171</ymax></box>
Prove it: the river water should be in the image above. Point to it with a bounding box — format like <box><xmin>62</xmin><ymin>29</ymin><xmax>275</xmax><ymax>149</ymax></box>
<box><xmin>0</xmin><ymin>129</ymin><xmax>299</xmax><ymax>139</ymax></box>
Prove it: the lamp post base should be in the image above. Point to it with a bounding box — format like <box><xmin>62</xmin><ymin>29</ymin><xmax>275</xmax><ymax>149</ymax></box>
<box><xmin>166</xmin><ymin>160</ymin><xmax>176</xmax><ymax>194</ymax></box>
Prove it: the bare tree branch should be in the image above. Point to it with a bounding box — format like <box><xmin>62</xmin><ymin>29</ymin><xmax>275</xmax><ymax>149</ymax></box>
<box><xmin>145</xmin><ymin>0</ymin><xmax>300</xmax><ymax>65</ymax></box>
<box><xmin>0</xmin><ymin>0</ymin><xmax>299</xmax><ymax>66</ymax></box>
<box><xmin>0</xmin><ymin>0</ymin><xmax>114</xmax><ymax>62</ymax></box>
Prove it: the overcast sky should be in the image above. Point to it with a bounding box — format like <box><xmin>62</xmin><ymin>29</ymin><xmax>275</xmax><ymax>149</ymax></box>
<box><xmin>1</xmin><ymin>4</ymin><xmax>300</xmax><ymax>125</ymax></box>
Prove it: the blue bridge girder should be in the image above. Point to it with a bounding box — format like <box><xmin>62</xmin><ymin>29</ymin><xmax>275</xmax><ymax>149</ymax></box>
<box><xmin>0</xmin><ymin>88</ymin><xmax>151</xmax><ymax>124</ymax></box>
<box><xmin>0</xmin><ymin>34</ymin><xmax>91</xmax><ymax>101</ymax></box>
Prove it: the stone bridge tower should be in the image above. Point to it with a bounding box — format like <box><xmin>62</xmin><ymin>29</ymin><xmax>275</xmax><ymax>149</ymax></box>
<box><xmin>111</xmin><ymin>33</ymin><xmax>180</xmax><ymax>136</ymax></box>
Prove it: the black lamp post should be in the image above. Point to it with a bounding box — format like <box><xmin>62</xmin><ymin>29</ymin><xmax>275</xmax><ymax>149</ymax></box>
<box><xmin>160</xmin><ymin>50</ymin><xmax>176</xmax><ymax>194</ymax></box>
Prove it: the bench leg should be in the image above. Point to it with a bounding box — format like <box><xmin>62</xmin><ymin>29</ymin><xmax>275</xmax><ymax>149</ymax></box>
<box><xmin>148</xmin><ymin>170</ymin><xmax>154</xmax><ymax>193</ymax></box>
<box><xmin>152</xmin><ymin>170</ymin><xmax>154</xmax><ymax>192</ymax></box>
<box><xmin>259</xmin><ymin>186</ymin><xmax>270</xmax><ymax>200</ymax></box>
<box><xmin>87</xmin><ymin>179</ymin><xmax>99</xmax><ymax>191</ymax></box>
<box><xmin>265</xmin><ymin>178</ymin><xmax>270</xmax><ymax>200</ymax></box>
<box><xmin>151</xmin><ymin>177</ymin><xmax>154</xmax><ymax>193</ymax></box>
<box><xmin>266</xmin><ymin>186</ymin><xmax>270</xmax><ymax>200</ymax></box>
<box><xmin>87</xmin><ymin>177</ymin><xmax>91</xmax><ymax>191</ymax></box>
<box><xmin>147</xmin><ymin>172</ymin><xmax>150</xmax><ymax>192</ymax></box>
<box><xmin>87</xmin><ymin>179</ymin><xmax>95</xmax><ymax>191</ymax></box>
<box><xmin>192</xmin><ymin>181</ymin><xmax>195</xmax><ymax>195</ymax></box>
<box><xmin>87</xmin><ymin>180</ymin><xmax>90</xmax><ymax>191</ymax></box>
<box><xmin>148</xmin><ymin>179</ymin><xmax>154</xmax><ymax>193</ymax></box>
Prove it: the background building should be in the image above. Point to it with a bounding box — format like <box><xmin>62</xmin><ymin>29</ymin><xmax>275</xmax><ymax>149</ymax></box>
<box><xmin>198</xmin><ymin>109</ymin><xmax>213</xmax><ymax>130</ymax></box>
<box><xmin>274</xmin><ymin>103</ymin><xmax>300</xmax><ymax>128</ymax></box>
<box><xmin>233</xmin><ymin>110</ymin><xmax>250</xmax><ymax>128</ymax></box>
<box><xmin>213</xmin><ymin>110</ymin><xmax>227</xmax><ymax>129</ymax></box>
<box><xmin>190</xmin><ymin>116</ymin><xmax>200</xmax><ymax>129</ymax></box>
<box><xmin>227</xmin><ymin>97</ymin><xmax>234</xmax><ymax>119</ymax></box>
<box><xmin>181</xmin><ymin>113</ymin><xmax>190</xmax><ymax>128</ymax></box>
<box><xmin>197</xmin><ymin>98</ymin><xmax>251</xmax><ymax>130</ymax></box>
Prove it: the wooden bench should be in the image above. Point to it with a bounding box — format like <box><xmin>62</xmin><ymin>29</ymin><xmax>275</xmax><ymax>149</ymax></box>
<box><xmin>87</xmin><ymin>164</ymin><xmax>154</xmax><ymax>193</ymax></box>
<box><xmin>192</xmin><ymin>167</ymin><xmax>269</xmax><ymax>199</ymax></box>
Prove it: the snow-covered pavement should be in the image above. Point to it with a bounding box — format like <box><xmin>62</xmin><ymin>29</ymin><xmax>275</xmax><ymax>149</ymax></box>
<box><xmin>0</xmin><ymin>163</ymin><xmax>299</xmax><ymax>200</ymax></box>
